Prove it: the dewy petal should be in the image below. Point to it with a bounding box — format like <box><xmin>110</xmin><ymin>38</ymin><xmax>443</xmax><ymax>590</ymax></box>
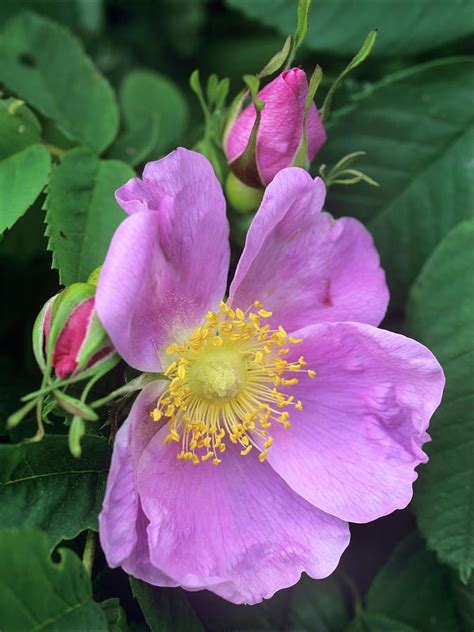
<box><xmin>263</xmin><ymin>322</ymin><xmax>445</xmax><ymax>524</ymax></box>
<box><xmin>99</xmin><ymin>382</ymin><xmax>177</xmax><ymax>586</ymax></box>
<box><xmin>96</xmin><ymin>148</ymin><xmax>230</xmax><ymax>372</ymax></box>
<box><xmin>229</xmin><ymin>168</ymin><xmax>388</xmax><ymax>328</ymax></box>
<box><xmin>136</xmin><ymin>428</ymin><xmax>350</xmax><ymax>605</ymax></box>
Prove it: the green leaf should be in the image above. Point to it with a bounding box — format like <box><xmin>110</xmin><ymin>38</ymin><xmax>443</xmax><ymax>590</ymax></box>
<box><xmin>0</xmin><ymin>435</ymin><xmax>111</xmax><ymax>546</ymax></box>
<box><xmin>0</xmin><ymin>97</ymin><xmax>50</xmax><ymax>233</ymax></box>
<box><xmin>226</xmin><ymin>0</ymin><xmax>474</xmax><ymax>57</ymax></box>
<box><xmin>0</xmin><ymin>529</ymin><xmax>107</xmax><ymax>632</ymax></box>
<box><xmin>0</xmin><ymin>11</ymin><xmax>118</xmax><ymax>152</ymax></box>
<box><xmin>0</xmin><ymin>98</ymin><xmax>41</xmax><ymax>160</ymax></box>
<box><xmin>119</xmin><ymin>69</ymin><xmax>189</xmax><ymax>154</ymax></box>
<box><xmin>346</xmin><ymin>535</ymin><xmax>460</xmax><ymax>631</ymax></box>
<box><xmin>0</xmin><ymin>144</ymin><xmax>50</xmax><ymax>234</ymax></box>
<box><xmin>346</xmin><ymin>613</ymin><xmax>418</xmax><ymax>632</ymax></box>
<box><xmin>407</xmin><ymin>219</ymin><xmax>474</xmax><ymax>582</ymax></box>
<box><xmin>130</xmin><ymin>578</ymin><xmax>204</xmax><ymax>632</ymax></box>
<box><xmin>100</xmin><ymin>598</ymin><xmax>128</xmax><ymax>632</ymax></box>
<box><xmin>45</xmin><ymin>147</ymin><xmax>134</xmax><ymax>285</ymax></box>
<box><xmin>321</xmin><ymin>58</ymin><xmax>474</xmax><ymax>308</ymax></box>
<box><xmin>107</xmin><ymin>114</ymin><xmax>161</xmax><ymax>167</ymax></box>
<box><xmin>452</xmin><ymin>572</ymin><xmax>474</xmax><ymax>631</ymax></box>
<box><xmin>285</xmin><ymin>575</ymin><xmax>349</xmax><ymax>632</ymax></box>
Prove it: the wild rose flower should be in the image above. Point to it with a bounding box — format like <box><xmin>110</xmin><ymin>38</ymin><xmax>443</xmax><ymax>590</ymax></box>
<box><xmin>96</xmin><ymin>148</ymin><xmax>444</xmax><ymax>604</ymax></box>
<box><xmin>34</xmin><ymin>282</ymin><xmax>117</xmax><ymax>380</ymax></box>
<box><xmin>224</xmin><ymin>68</ymin><xmax>326</xmax><ymax>187</ymax></box>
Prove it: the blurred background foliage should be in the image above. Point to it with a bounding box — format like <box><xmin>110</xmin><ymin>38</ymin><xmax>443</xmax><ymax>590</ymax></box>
<box><xmin>0</xmin><ymin>1</ymin><xmax>473</xmax><ymax>630</ymax></box>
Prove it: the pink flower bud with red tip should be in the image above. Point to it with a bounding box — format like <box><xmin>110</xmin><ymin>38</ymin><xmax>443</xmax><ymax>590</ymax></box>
<box><xmin>33</xmin><ymin>281</ymin><xmax>117</xmax><ymax>381</ymax></box>
<box><xmin>224</xmin><ymin>68</ymin><xmax>326</xmax><ymax>188</ymax></box>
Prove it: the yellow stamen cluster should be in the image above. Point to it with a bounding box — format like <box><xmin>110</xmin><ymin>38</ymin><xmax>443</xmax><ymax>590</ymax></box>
<box><xmin>150</xmin><ymin>300</ymin><xmax>315</xmax><ymax>465</ymax></box>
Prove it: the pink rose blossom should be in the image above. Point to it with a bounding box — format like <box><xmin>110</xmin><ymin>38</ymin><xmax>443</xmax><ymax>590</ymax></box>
<box><xmin>96</xmin><ymin>148</ymin><xmax>444</xmax><ymax>605</ymax></box>
<box><xmin>224</xmin><ymin>67</ymin><xmax>326</xmax><ymax>187</ymax></box>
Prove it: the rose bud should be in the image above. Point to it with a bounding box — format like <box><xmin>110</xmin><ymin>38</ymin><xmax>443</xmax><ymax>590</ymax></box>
<box><xmin>224</xmin><ymin>67</ymin><xmax>326</xmax><ymax>188</ymax></box>
<box><xmin>33</xmin><ymin>282</ymin><xmax>117</xmax><ymax>380</ymax></box>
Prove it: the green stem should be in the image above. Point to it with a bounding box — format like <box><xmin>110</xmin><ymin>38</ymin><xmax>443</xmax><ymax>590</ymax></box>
<box><xmin>89</xmin><ymin>373</ymin><xmax>162</xmax><ymax>409</ymax></box>
<box><xmin>82</xmin><ymin>530</ymin><xmax>96</xmax><ymax>577</ymax></box>
<box><xmin>21</xmin><ymin>373</ymin><xmax>88</xmax><ymax>402</ymax></box>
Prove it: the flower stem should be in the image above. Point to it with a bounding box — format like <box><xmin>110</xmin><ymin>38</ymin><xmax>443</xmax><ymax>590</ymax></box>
<box><xmin>82</xmin><ymin>530</ymin><xmax>96</xmax><ymax>577</ymax></box>
<box><xmin>89</xmin><ymin>372</ymin><xmax>162</xmax><ymax>409</ymax></box>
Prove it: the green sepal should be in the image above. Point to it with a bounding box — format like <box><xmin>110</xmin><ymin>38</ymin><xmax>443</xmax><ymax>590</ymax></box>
<box><xmin>32</xmin><ymin>295</ymin><xmax>56</xmax><ymax>372</ymax></box>
<box><xmin>75</xmin><ymin>311</ymin><xmax>114</xmax><ymax>373</ymax></box>
<box><xmin>227</xmin><ymin>75</ymin><xmax>265</xmax><ymax>188</ymax></box>
<box><xmin>87</xmin><ymin>265</ymin><xmax>102</xmax><ymax>286</ymax></box>
<box><xmin>258</xmin><ymin>35</ymin><xmax>292</xmax><ymax>79</ymax></box>
<box><xmin>319</xmin><ymin>151</ymin><xmax>379</xmax><ymax>188</ymax></box>
<box><xmin>68</xmin><ymin>416</ymin><xmax>86</xmax><ymax>458</ymax></box>
<box><xmin>222</xmin><ymin>88</ymin><xmax>247</xmax><ymax>149</ymax></box>
<box><xmin>320</xmin><ymin>29</ymin><xmax>377</xmax><ymax>122</ymax></box>
<box><xmin>47</xmin><ymin>282</ymin><xmax>95</xmax><ymax>356</ymax></box>
<box><xmin>293</xmin><ymin>65</ymin><xmax>323</xmax><ymax>168</ymax></box>
<box><xmin>53</xmin><ymin>391</ymin><xmax>99</xmax><ymax>421</ymax></box>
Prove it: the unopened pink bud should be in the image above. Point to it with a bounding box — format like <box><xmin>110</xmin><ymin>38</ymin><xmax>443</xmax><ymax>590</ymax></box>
<box><xmin>34</xmin><ymin>283</ymin><xmax>117</xmax><ymax>380</ymax></box>
<box><xmin>224</xmin><ymin>68</ymin><xmax>326</xmax><ymax>186</ymax></box>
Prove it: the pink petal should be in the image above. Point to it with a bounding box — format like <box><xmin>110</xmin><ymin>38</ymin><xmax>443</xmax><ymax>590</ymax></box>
<box><xmin>229</xmin><ymin>169</ymin><xmax>388</xmax><ymax>329</ymax></box>
<box><xmin>306</xmin><ymin>102</ymin><xmax>326</xmax><ymax>163</ymax></box>
<box><xmin>96</xmin><ymin>148</ymin><xmax>230</xmax><ymax>372</ymax></box>
<box><xmin>262</xmin><ymin>322</ymin><xmax>445</xmax><ymax>523</ymax></box>
<box><xmin>99</xmin><ymin>382</ymin><xmax>176</xmax><ymax>586</ymax></box>
<box><xmin>136</xmin><ymin>428</ymin><xmax>350</xmax><ymax>605</ymax></box>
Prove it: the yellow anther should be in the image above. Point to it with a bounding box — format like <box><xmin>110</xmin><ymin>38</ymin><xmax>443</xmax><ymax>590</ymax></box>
<box><xmin>164</xmin><ymin>361</ymin><xmax>177</xmax><ymax>376</ymax></box>
<box><xmin>258</xmin><ymin>450</ymin><xmax>268</xmax><ymax>463</ymax></box>
<box><xmin>151</xmin><ymin>409</ymin><xmax>162</xmax><ymax>422</ymax></box>
<box><xmin>212</xmin><ymin>458</ymin><xmax>222</xmax><ymax>465</ymax></box>
<box><xmin>258</xmin><ymin>309</ymin><xmax>273</xmax><ymax>318</ymax></box>
<box><xmin>240</xmin><ymin>445</ymin><xmax>253</xmax><ymax>456</ymax></box>
<box><xmin>289</xmin><ymin>336</ymin><xmax>303</xmax><ymax>344</ymax></box>
<box><xmin>308</xmin><ymin>369</ymin><xmax>316</xmax><ymax>379</ymax></box>
<box><xmin>212</xmin><ymin>335</ymin><xmax>224</xmax><ymax>347</ymax></box>
<box><xmin>263</xmin><ymin>437</ymin><xmax>273</xmax><ymax>449</ymax></box>
<box><xmin>295</xmin><ymin>400</ymin><xmax>303</xmax><ymax>411</ymax></box>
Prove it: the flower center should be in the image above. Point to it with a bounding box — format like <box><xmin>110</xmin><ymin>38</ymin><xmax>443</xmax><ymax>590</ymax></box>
<box><xmin>189</xmin><ymin>351</ymin><xmax>245</xmax><ymax>399</ymax></box>
<box><xmin>150</xmin><ymin>301</ymin><xmax>315</xmax><ymax>465</ymax></box>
